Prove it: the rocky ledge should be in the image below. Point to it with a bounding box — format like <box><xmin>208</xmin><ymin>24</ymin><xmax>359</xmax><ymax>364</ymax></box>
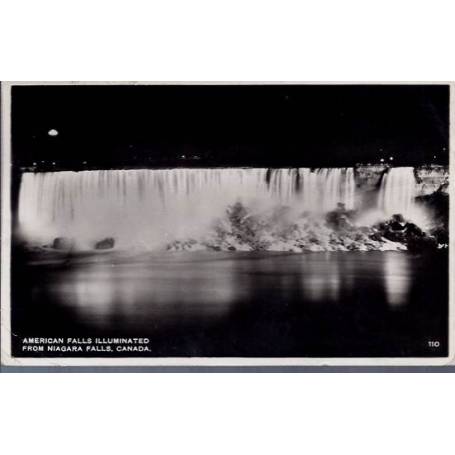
<box><xmin>166</xmin><ymin>201</ymin><xmax>448</xmax><ymax>253</ymax></box>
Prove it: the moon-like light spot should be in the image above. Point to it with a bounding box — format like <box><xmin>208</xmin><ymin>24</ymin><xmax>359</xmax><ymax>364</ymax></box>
<box><xmin>48</xmin><ymin>129</ymin><xmax>59</xmax><ymax>137</ymax></box>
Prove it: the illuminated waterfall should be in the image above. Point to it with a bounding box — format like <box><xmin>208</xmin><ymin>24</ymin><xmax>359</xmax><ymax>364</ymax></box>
<box><xmin>18</xmin><ymin>167</ymin><xmax>358</xmax><ymax>249</ymax></box>
<box><xmin>267</xmin><ymin>168</ymin><xmax>355</xmax><ymax>210</ymax></box>
<box><xmin>378</xmin><ymin>167</ymin><xmax>417</xmax><ymax>219</ymax></box>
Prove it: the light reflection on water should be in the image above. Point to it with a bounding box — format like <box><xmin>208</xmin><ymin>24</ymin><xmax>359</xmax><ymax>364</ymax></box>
<box><xmin>303</xmin><ymin>254</ymin><xmax>341</xmax><ymax>302</ymax></box>
<box><xmin>383</xmin><ymin>253</ymin><xmax>412</xmax><ymax>307</ymax></box>
<box><xmin>45</xmin><ymin>251</ymin><xmax>414</xmax><ymax>330</ymax></box>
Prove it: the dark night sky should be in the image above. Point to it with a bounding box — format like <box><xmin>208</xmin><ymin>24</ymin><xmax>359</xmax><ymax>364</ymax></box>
<box><xmin>11</xmin><ymin>84</ymin><xmax>450</xmax><ymax>169</ymax></box>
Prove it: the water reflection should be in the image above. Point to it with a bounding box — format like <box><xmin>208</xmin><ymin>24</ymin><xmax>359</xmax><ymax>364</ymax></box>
<box><xmin>383</xmin><ymin>253</ymin><xmax>411</xmax><ymax>307</ymax></box>
<box><xmin>50</xmin><ymin>254</ymin><xmax>240</xmax><ymax>329</ymax></box>
<box><xmin>42</xmin><ymin>251</ymin><xmax>415</xmax><ymax>331</ymax></box>
<box><xmin>301</xmin><ymin>254</ymin><xmax>341</xmax><ymax>302</ymax></box>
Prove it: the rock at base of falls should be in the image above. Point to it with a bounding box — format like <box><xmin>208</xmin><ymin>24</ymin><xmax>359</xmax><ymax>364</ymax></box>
<box><xmin>52</xmin><ymin>237</ymin><xmax>74</xmax><ymax>250</ymax></box>
<box><xmin>164</xmin><ymin>201</ymin><xmax>447</xmax><ymax>253</ymax></box>
<box><xmin>325</xmin><ymin>203</ymin><xmax>356</xmax><ymax>230</ymax></box>
<box><xmin>416</xmin><ymin>190</ymin><xmax>449</xmax><ymax>225</ymax></box>
<box><xmin>166</xmin><ymin>239</ymin><xmax>207</xmax><ymax>252</ymax></box>
<box><xmin>95</xmin><ymin>238</ymin><xmax>115</xmax><ymax>250</ymax></box>
<box><xmin>374</xmin><ymin>214</ymin><xmax>439</xmax><ymax>252</ymax></box>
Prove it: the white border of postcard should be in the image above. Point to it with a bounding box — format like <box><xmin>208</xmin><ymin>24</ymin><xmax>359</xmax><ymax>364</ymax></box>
<box><xmin>1</xmin><ymin>81</ymin><xmax>454</xmax><ymax>366</ymax></box>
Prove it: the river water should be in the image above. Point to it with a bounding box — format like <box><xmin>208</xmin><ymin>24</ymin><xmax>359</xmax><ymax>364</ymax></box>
<box><xmin>12</xmin><ymin>249</ymin><xmax>448</xmax><ymax>358</ymax></box>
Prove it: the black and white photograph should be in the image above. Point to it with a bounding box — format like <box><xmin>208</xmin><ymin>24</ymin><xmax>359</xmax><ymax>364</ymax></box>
<box><xmin>1</xmin><ymin>83</ymin><xmax>451</xmax><ymax>365</ymax></box>
<box><xmin>4</xmin><ymin>3</ymin><xmax>455</xmax><ymax>455</ymax></box>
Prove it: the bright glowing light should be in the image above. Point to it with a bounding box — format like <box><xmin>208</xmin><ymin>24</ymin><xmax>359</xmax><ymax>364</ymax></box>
<box><xmin>48</xmin><ymin>129</ymin><xmax>59</xmax><ymax>137</ymax></box>
<box><xmin>389</xmin><ymin>156</ymin><xmax>394</xmax><ymax>161</ymax></box>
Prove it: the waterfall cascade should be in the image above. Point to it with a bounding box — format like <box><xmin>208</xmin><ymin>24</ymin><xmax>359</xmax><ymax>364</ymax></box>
<box><xmin>378</xmin><ymin>167</ymin><xmax>417</xmax><ymax>219</ymax></box>
<box><xmin>17</xmin><ymin>167</ymin><xmax>421</xmax><ymax>249</ymax></box>
<box><xmin>267</xmin><ymin>168</ymin><xmax>355</xmax><ymax>210</ymax></box>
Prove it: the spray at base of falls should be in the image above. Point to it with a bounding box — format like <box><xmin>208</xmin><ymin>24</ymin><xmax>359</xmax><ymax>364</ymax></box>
<box><xmin>17</xmin><ymin>167</ymin><xmax>435</xmax><ymax>251</ymax></box>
